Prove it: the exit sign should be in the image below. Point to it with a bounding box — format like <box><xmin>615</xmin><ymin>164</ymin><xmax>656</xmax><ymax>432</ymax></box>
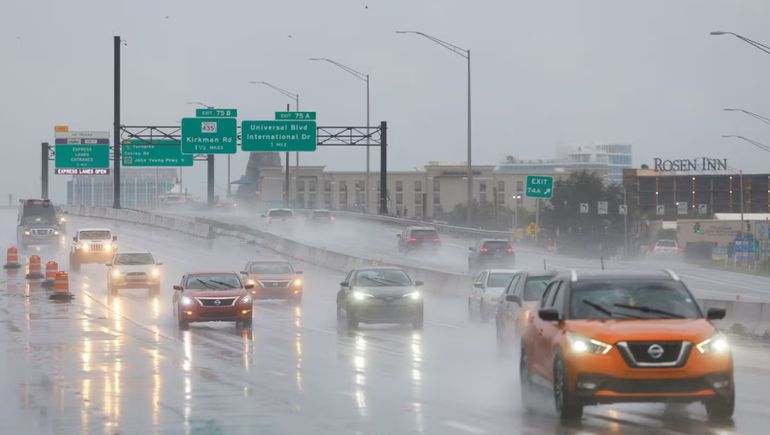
<box><xmin>196</xmin><ymin>108</ymin><xmax>237</xmax><ymax>118</ymax></box>
<box><xmin>525</xmin><ymin>175</ymin><xmax>554</xmax><ymax>199</ymax></box>
<box><xmin>275</xmin><ymin>111</ymin><xmax>316</xmax><ymax>120</ymax></box>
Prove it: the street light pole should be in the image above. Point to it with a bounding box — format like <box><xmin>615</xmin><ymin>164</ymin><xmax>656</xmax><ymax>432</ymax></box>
<box><xmin>723</xmin><ymin>108</ymin><xmax>770</xmax><ymax>126</ymax></box>
<box><xmin>396</xmin><ymin>31</ymin><xmax>473</xmax><ymax>225</ymax></box>
<box><xmin>248</xmin><ymin>81</ymin><xmax>300</xmax><ymax>209</ymax></box>
<box><xmin>710</xmin><ymin>31</ymin><xmax>770</xmax><ymax>55</ymax></box>
<box><xmin>309</xmin><ymin>58</ymin><xmax>371</xmax><ymax>213</ymax></box>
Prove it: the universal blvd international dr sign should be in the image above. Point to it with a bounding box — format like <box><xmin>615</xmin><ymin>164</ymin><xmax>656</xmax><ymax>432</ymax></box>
<box><xmin>242</xmin><ymin>113</ymin><xmax>317</xmax><ymax>152</ymax></box>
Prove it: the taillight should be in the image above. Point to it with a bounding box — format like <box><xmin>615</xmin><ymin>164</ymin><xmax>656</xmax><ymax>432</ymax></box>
<box><xmin>408</xmin><ymin>237</ymin><xmax>417</xmax><ymax>242</ymax></box>
<box><xmin>506</xmin><ymin>248</ymin><xmax>513</xmax><ymax>253</ymax></box>
<box><xmin>479</xmin><ymin>247</ymin><xmax>488</xmax><ymax>253</ymax></box>
<box><xmin>330</xmin><ymin>216</ymin><xmax>335</xmax><ymax>221</ymax></box>
<box><xmin>432</xmin><ymin>238</ymin><xmax>440</xmax><ymax>242</ymax></box>
<box><xmin>268</xmin><ymin>218</ymin><xmax>273</xmax><ymax>223</ymax></box>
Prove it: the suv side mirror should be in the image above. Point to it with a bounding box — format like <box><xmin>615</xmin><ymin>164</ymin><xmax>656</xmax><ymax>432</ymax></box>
<box><xmin>173</xmin><ymin>285</ymin><xmax>183</xmax><ymax>291</ymax></box>
<box><xmin>155</xmin><ymin>262</ymin><xmax>163</xmax><ymax>266</ymax></box>
<box><xmin>240</xmin><ymin>271</ymin><xmax>248</xmax><ymax>275</ymax></box>
<box><xmin>538</xmin><ymin>308</ymin><xmax>560</xmax><ymax>322</ymax></box>
<box><xmin>706</xmin><ymin>308</ymin><xmax>726</xmax><ymax>320</ymax></box>
<box><xmin>340</xmin><ymin>281</ymin><xmax>350</xmax><ymax>288</ymax></box>
<box><xmin>506</xmin><ymin>294</ymin><xmax>521</xmax><ymax>304</ymax></box>
<box><xmin>468</xmin><ymin>247</ymin><xmax>475</xmax><ymax>251</ymax></box>
<box><xmin>295</xmin><ymin>270</ymin><xmax>303</xmax><ymax>275</ymax></box>
<box><xmin>414</xmin><ymin>280</ymin><xmax>424</xmax><ymax>287</ymax></box>
<box><xmin>105</xmin><ymin>263</ymin><xmax>112</xmax><ymax>267</ymax></box>
<box><xmin>244</xmin><ymin>284</ymin><xmax>255</xmax><ymax>290</ymax></box>
<box><xmin>72</xmin><ymin>236</ymin><xmax>78</xmax><ymax>242</ymax></box>
<box><xmin>396</xmin><ymin>234</ymin><xmax>401</xmax><ymax>238</ymax></box>
<box><xmin>112</xmin><ymin>236</ymin><xmax>117</xmax><ymax>241</ymax></box>
<box><xmin>473</xmin><ymin>282</ymin><xmax>483</xmax><ymax>289</ymax></box>
<box><xmin>261</xmin><ymin>214</ymin><xmax>266</xmax><ymax>218</ymax></box>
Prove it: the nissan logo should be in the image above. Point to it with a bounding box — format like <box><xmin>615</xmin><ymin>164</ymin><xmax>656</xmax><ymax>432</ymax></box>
<box><xmin>214</xmin><ymin>299</ymin><xmax>221</xmax><ymax>306</ymax></box>
<box><xmin>647</xmin><ymin>344</ymin><xmax>664</xmax><ymax>359</ymax></box>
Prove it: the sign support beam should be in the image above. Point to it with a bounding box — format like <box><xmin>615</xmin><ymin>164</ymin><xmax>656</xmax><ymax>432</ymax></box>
<box><xmin>41</xmin><ymin>142</ymin><xmax>49</xmax><ymax>199</ymax></box>
<box><xmin>379</xmin><ymin>121</ymin><xmax>388</xmax><ymax>214</ymax></box>
<box><xmin>207</xmin><ymin>154</ymin><xmax>215</xmax><ymax>207</ymax></box>
<box><xmin>113</xmin><ymin>35</ymin><xmax>121</xmax><ymax>209</ymax></box>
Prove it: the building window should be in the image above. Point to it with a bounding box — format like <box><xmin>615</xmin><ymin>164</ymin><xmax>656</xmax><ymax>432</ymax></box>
<box><xmin>415</xmin><ymin>180</ymin><xmax>422</xmax><ymax>192</ymax></box>
<box><xmin>308</xmin><ymin>180</ymin><xmax>317</xmax><ymax>192</ymax></box>
<box><xmin>396</xmin><ymin>180</ymin><xmax>403</xmax><ymax>192</ymax></box>
<box><xmin>297</xmin><ymin>180</ymin><xmax>305</xmax><ymax>192</ymax></box>
<box><xmin>324</xmin><ymin>181</ymin><xmax>332</xmax><ymax>192</ymax></box>
<box><xmin>498</xmin><ymin>181</ymin><xmax>505</xmax><ymax>191</ymax></box>
<box><xmin>516</xmin><ymin>180</ymin><xmax>523</xmax><ymax>192</ymax></box>
<box><xmin>339</xmin><ymin>181</ymin><xmax>347</xmax><ymax>207</ymax></box>
<box><xmin>480</xmin><ymin>182</ymin><xmax>487</xmax><ymax>203</ymax></box>
<box><xmin>396</xmin><ymin>193</ymin><xmax>403</xmax><ymax>205</ymax></box>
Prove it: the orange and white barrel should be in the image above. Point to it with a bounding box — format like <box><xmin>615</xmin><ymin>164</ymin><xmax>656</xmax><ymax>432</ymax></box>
<box><xmin>26</xmin><ymin>255</ymin><xmax>44</xmax><ymax>279</ymax></box>
<box><xmin>41</xmin><ymin>261</ymin><xmax>59</xmax><ymax>288</ymax></box>
<box><xmin>4</xmin><ymin>246</ymin><xmax>21</xmax><ymax>269</ymax></box>
<box><xmin>50</xmin><ymin>271</ymin><xmax>73</xmax><ymax>300</ymax></box>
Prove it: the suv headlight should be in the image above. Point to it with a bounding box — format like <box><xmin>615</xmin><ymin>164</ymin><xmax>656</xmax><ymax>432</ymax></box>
<box><xmin>104</xmin><ymin>241</ymin><xmax>113</xmax><ymax>250</ymax></box>
<box><xmin>240</xmin><ymin>295</ymin><xmax>253</xmax><ymax>304</ymax></box>
<box><xmin>292</xmin><ymin>278</ymin><xmax>303</xmax><ymax>287</ymax></box>
<box><xmin>111</xmin><ymin>269</ymin><xmax>122</xmax><ymax>278</ymax></box>
<box><xmin>151</xmin><ymin>268</ymin><xmax>160</xmax><ymax>278</ymax></box>
<box><xmin>23</xmin><ymin>230</ymin><xmax>30</xmax><ymax>236</ymax></box>
<box><xmin>696</xmin><ymin>333</ymin><xmax>729</xmax><ymax>354</ymax></box>
<box><xmin>402</xmin><ymin>291</ymin><xmax>421</xmax><ymax>301</ymax></box>
<box><xmin>180</xmin><ymin>296</ymin><xmax>194</xmax><ymax>306</ymax></box>
<box><xmin>566</xmin><ymin>332</ymin><xmax>612</xmax><ymax>355</ymax></box>
<box><xmin>352</xmin><ymin>290</ymin><xmax>373</xmax><ymax>301</ymax></box>
<box><xmin>81</xmin><ymin>243</ymin><xmax>90</xmax><ymax>252</ymax></box>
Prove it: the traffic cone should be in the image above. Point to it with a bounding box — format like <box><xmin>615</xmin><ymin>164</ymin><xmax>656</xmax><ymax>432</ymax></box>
<box><xmin>41</xmin><ymin>261</ymin><xmax>58</xmax><ymax>288</ymax></box>
<box><xmin>26</xmin><ymin>255</ymin><xmax>44</xmax><ymax>279</ymax></box>
<box><xmin>3</xmin><ymin>247</ymin><xmax>21</xmax><ymax>269</ymax></box>
<box><xmin>50</xmin><ymin>271</ymin><xmax>74</xmax><ymax>301</ymax></box>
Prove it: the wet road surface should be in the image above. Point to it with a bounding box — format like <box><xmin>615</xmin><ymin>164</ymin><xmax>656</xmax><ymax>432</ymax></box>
<box><xmin>1</xmin><ymin>211</ymin><xmax>770</xmax><ymax>434</ymax></box>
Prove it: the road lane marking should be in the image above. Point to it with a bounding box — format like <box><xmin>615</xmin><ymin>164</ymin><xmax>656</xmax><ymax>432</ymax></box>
<box><xmin>443</xmin><ymin>420</ymin><xmax>487</xmax><ymax>434</ymax></box>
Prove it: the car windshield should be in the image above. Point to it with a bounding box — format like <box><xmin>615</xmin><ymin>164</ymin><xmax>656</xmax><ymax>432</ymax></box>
<box><xmin>269</xmin><ymin>210</ymin><xmax>293</xmax><ymax>218</ymax></box>
<box><xmin>114</xmin><ymin>253</ymin><xmax>154</xmax><ymax>265</ymax></box>
<box><xmin>483</xmin><ymin>241</ymin><xmax>511</xmax><ymax>250</ymax></box>
<box><xmin>524</xmin><ymin>275</ymin><xmax>555</xmax><ymax>301</ymax></box>
<box><xmin>249</xmin><ymin>262</ymin><xmax>293</xmax><ymax>274</ymax></box>
<box><xmin>185</xmin><ymin>274</ymin><xmax>242</xmax><ymax>290</ymax></box>
<box><xmin>353</xmin><ymin>269</ymin><xmax>412</xmax><ymax>287</ymax></box>
<box><xmin>657</xmin><ymin>240</ymin><xmax>677</xmax><ymax>247</ymax></box>
<box><xmin>79</xmin><ymin>230</ymin><xmax>111</xmax><ymax>240</ymax></box>
<box><xmin>487</xmin><ymin>273</ymin><xmax>514</xmax><ymax>288</ymax></box>
<box><xmin>411</xmin><ymin>230</ymin><xmax>438</xmax><ymax>239</ymax></box>
<box><xmin>570</xmin><ymin>279</ymin><xmax>702</xmax><ymax>320</ymax></box>
<box><xmin>313</xmin><ymin>211</ymin><xmax>331</xmax><ymax>217</ymax></box>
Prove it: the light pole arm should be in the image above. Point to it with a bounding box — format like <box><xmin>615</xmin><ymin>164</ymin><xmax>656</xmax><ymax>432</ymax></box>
<box><xmin>309</xmin><ymin>58</ymin><xmax>367</xmax><ymax>82</ymax></box>
<box><xmin>396</xmin><ymin>31</ymin><xmax>469</xmax><ymax>59</ymax></box>
<box><xmin>711</xmin><ymin>31</ymin><xmax>770</xmax><ymax>55</ymax></box>
<box><xmin>248</xmin><ymin>81</ymin><xmax>298</xmax><ymax>101</ymax></box>
<box><xmin>723</xmin><ymin>135</ymin><xmax>770</xmax><ymax>153</ymax></box>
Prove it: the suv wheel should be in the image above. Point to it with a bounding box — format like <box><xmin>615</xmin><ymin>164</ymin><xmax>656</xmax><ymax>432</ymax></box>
<box><xmin>553</xmin><ymin>355</ymin><xmax>583</xmax><ymax>421</ymax></box>
<box><xmin>705</xmin><ymin>384</ymin><xmax>735</xmax><ymax>421</ymax></box>
<box><xmin>519</xmin><ymin>347</ymin><xmax>534</xmax><ymax>410</ymax></box>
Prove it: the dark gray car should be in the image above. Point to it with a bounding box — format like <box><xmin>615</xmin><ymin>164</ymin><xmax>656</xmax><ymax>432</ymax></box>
<box><xmin>337</xmin><ymin>267</ymin><xmax>424</xmax><ymax>329</ymax></box>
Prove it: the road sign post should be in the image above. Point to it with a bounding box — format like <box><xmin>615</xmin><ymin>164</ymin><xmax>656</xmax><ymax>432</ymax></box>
<box><xmin>525</xmin><ymin>176</ymin><xmax>554</xmax><ymax>199</ymax></box>
<box><xmin>181</xmin><ymin>118</ymin><xmax>237</xmax><ymax>154</ymax></box>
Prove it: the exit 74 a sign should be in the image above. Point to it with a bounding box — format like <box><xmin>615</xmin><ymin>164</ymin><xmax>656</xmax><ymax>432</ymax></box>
<box><xmin>525</xmin><ymin>175</ymin><xmax>554</xmax><ymax>199</ymax></box>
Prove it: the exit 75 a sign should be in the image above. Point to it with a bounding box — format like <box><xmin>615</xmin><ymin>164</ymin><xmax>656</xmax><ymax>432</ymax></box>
<box><xmin>525</xmin><ymin>175</ymin><xmax>554</xmax><ymax>199</ymax></box>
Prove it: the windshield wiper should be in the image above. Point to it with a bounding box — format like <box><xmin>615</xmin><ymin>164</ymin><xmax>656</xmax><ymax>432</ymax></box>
<box><xmin>209</xmin><ymin>279</ymin><xmax>237</xmax><ymax>289</ymax></box>
<box><xmin>582</xmin><ymin>300</ymin><xmax>639</xmax><ymax>319</ymax></box>
<box><xmin>613</xmin><ymin>303</ymin><xmax>685</xmax><ymax>319</ymax></box>
<box><xmin>194</xmin><ymin>278</ymin><xmax>218</xmax><ymax>289</ymax></box>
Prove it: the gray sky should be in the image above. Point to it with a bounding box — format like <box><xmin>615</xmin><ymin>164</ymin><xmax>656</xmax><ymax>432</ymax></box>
<box><xmin>2</xmin><ymin>0</ymin><xmax>770</xmax><ymax>202</ymax></box>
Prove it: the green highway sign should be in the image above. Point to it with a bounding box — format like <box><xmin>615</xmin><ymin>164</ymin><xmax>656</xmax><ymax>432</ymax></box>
<box><xmin>196</xmin><ymin>108</ymin><xmax>237</xmax><ymax>118</ymax></box>
<box><xmin>181</xmin><ymin>117</ymin><xmax>237</xmax><ymax>154</ymax></box>
<box><xmin>122</xmin><ymin>140</ymin><xmax>193</xmax><ymax>167</ymax></box>
<box><xmin>54</xmin><ymin>131</ymin><xmax>110</xmax><ymax>171</ymax></box>
<box><xmin>242</xmin><ymin>120</ymin><xmax>317</xmax><ymax>152</ymax></box>
<box><xmin>275</xmin><ymin>111</ymin><xmax>316</xmax><ymax>120</ymax></box>
<box><xmin>525</xmin><ymin>175</ymin><xmax>554</xmax><ymax>199</ymax></box>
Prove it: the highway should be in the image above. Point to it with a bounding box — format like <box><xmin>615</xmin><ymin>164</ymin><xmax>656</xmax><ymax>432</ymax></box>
<box><xmin>1</xmin><ymin>209</ymin><xmax>770</xmax><ymax>434</ymax></box>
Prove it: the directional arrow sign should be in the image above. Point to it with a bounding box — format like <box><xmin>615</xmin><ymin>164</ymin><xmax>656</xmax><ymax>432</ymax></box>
<box><xmin>525</xmin><ymin>176</ymin><xmax>554</xmax><ymax>199</ymax></box>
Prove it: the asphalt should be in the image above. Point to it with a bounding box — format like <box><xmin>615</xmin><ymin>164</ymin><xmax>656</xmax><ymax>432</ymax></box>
<box><xmin>1</xmin><ymin>209</ymin><xmax>770</xmax><ymax>434</ymax></box>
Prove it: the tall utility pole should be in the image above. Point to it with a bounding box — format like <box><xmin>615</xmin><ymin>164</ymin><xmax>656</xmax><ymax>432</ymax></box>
<box><xmin>113</xmin><ymin>35</ymin><xmax>121</xmax><ymax>209</ymax></box>
<box><xmin>41</xmin><ymin>142</ymin><xmax>49</xmax><ymax>199</ymax></box>
<box><xmin>396</xmin><ymin>31</ymin><xmax>472</xmax><ymax>225</ymax></box>
<box><xmin>309</xmin><ymin>58</ymin><xmax>371</xmax><ymax>213</ymax></box>
<box><xmin>248</xmin><ymin>81</ymin><xmax>300</xmax><ymax>208</ymax></box>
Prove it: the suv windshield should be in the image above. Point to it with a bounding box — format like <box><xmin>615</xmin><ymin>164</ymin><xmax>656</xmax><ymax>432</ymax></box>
<box><xmin>411</xmin><ymin>230</ymin><xmax>438</xmax><ymax>239</ymax></box>
<box><xmin>268</xmin><ymin>210</ymin><xmax>293</xmax><ymax>218</ymax></box>
<box><xmin>79</xmin><ymin>230</ymin><xmax>111</xmax><ymax>240</ymax></box>
<box><xmin>353</xmin><ymin>269</ymin><xmax>412</xmax><ymax>287</ymax></box>
<box><xmin>487</xmin><ymin>273</ymin><xmax>514</xmax><ymax>288</ymax></box>
<box><xmin>249</xmin><ymin>262</ymin><xmax>293</xmax><ymax>274</ymax></box>
<box><xmin>186</xmin><ymin>274</ymin><xmax>242</xmax><ymax>290</ymax></box>
<box><xmin>21</xmin><ymin>202</ymin><xmax>57</xmax><ymax>225</ymax></box>
<box><xmin>114</xmin><ymin>253</ymin><xmax>154</xmax><ymax>265</ymax></box>
<box><xmin>524</xmin><ymin>275</ymin><xmax>555</xmax><ymax>301</ymax></box>
<box><xmin>656</xmin><ymin>240</ymin><xmax>677</xmax><ymax>247</ymax></box>
<box><xmin>570</xmin><ymin>280</ymin><xmax>701</xmax><ymax>320</ymax></box>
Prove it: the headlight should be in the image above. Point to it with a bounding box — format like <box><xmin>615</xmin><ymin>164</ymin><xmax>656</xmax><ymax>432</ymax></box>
<box><xmin>240</xmin><ymin>295</ymin><xmax>252</xmax><ymax>304</ymax></box>
<box><xmin>81</xmin><ymin>243</ymin><xmax>90</xmax><ymax>252</ymax></box>
<box><xmin>104</xmin><ymin>241</ymin><xmax>113</xmax><ymax>250</ymax></box>
<box><xmin>566</xmin><ymin>332</ymin><xmax>612</xmax><ymax>355</ymax></box>
<box><xmin>292</xmin><ymin>279</ymin><xmax>303</xmax><ymax>287</ymax></box>
<box><xmin>352</xmin><ymin>290</ymin><xmax>373</xmax><ymax>301</ymax></box>
<box><xmin>54</xmin><ymin>230</ymin><xmax>59</xmax><ymax>235</ymax></box>
<box><xmin>59</xmin><ymin>217</ymin><xmax>66</xmax><ymax>224</ymax></box>
<box><xmin>403</xmin><ymin>291</ymin><xmax>421</xmax><ymax>300</ymax></box>
<box><xmin>111</xmin><ymin>269</ymin><xmax>122</xmax><ymax>278</ymax></box>
<box><xmin>23</xmin><ymin>230</ymin><xmax>30</xmax><ymax>236</ymax></box>
<box><xmin>247</xmin><ymin>279</ymin><xmax>256</xmax><ymax>286</ymax></box>
<box><xmin>151</xmin><ymin>268</ymin><xmax>160</xmax><ymax>278</ymax></box>
<box><xmin>181</xmin><ymin>296</ymin><xmax>194</xmax><ymax>306</ymax></box>
<box><xmin>696</xmin><ymin>333</ymin><xmax>729</xmax><ymax>354</ymax></box>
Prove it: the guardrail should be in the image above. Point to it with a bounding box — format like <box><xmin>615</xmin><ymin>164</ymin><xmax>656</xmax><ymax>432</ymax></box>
<box><xmin>66</xmin><ymin>205</ymin><xmax>770</xmax><ymax>337</ymax></box>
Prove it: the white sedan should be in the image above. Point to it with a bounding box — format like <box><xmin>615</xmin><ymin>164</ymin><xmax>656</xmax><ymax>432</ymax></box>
<box><xmin>467</xmin><ymin>269</ymin><xmax>517</xmax><ymax>322</ymax></box>
<box><xmin>107</xmin><ymin>251</ymin><xmax>162</xmax><ymax>295</ymax></box>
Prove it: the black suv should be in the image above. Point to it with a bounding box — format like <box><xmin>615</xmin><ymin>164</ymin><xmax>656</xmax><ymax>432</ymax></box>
<box><xmin>17</xmin><ymin>199</ymin><xmax>64</xmax><ymax>248</ymax></box>
<box><xmin>397</xmin><ymin>226</ymin><xmax>441</xmax><ymax>253</ymax></box>
<box><xmin>468</xmin><ymin>239</ymin><xmax>515</xmax><ymax>272</ymax></box>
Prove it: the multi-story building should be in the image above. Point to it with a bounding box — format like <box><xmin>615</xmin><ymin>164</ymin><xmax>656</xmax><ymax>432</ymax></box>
<box><xmin>67</xmin><ymin>168</ymin><xmax>177</xmax><ymax>209</ymax></box>
<box><xmin>258</xmin><ymin>162</ymin><xmax>609</xmax><ymax>219</ymax></box>
<box><xmin>557</xmin><ymin>143</ymin><xmax>633</xmax><ymax>185</ymax></box>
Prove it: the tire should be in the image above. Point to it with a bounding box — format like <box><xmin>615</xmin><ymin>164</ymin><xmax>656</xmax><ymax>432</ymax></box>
<box><xmin>150</xmin><ymin>284</ymin><xmax>161</xmax><ymax>295</ymax></box>
<box><xmin>70</xmin><ymin>255</ymin><xmax>80</xmax><ymax>273</ymax></box>
<box><xmin>705</xmin><ymin>385</ymin><xmax>735</xmax><ymax>421</ymax></box>
<box><xmin>109</xmin><ymin>282</ymin><xmax>118</xmax><ymax>296</ymax></box>
<box><xmin>480</xmin><ymin>301</ymin><xmax>490</xmax><ymax>322</ymax></box>
<box><xmin>241</xmin><ymin>315</ymin><xmax>253</xmax><ymax>328</ymax></box>
<box><xmin>346</xmin><ymin>306</ymin><xmax>359</xmax><ymax>329</ymax></box>
<box><xmin>553</xmin><ymin>355</ymin><xmax>583</xmax><ymax>421</ymax></box>
<box><xmin>496</xmin><ymin>320</ymin><xmax>508</xmax><ymax>356</ymax></box>
<box><xmin>412</xmin><ymin>311</ymin><xmax>424</xmax><ymax>330</ymax></box>
<box><xmin>467</xmin><ymin>298</ymin><xmax>475</xmax><ymax>321</ymax></box>
<box><xmin>178</xmin><ymin>316</ymin><xmax>189</xmax><ymax>330</ymax></box>
<box><xmin>291</xmin><ymin>294</ymin><xmax>302</xmax><ymax>305</ymax></box>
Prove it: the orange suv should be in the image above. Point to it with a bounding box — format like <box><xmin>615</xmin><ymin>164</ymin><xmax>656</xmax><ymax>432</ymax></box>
<box><xmin>520</xmin><ymin>270</ymin><xmax>733</xmax><ymax>421</ymax></box>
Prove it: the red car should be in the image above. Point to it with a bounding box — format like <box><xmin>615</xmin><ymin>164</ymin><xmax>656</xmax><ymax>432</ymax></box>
<box><xmin>172</xmin><ymin>272</ymin><xmax>254</xmax><ymax>329</ymax></box>
<box><xmin>241</xmin><ymin>260</ymin><xmax>303</xmax><ymax>304</ymax></box>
